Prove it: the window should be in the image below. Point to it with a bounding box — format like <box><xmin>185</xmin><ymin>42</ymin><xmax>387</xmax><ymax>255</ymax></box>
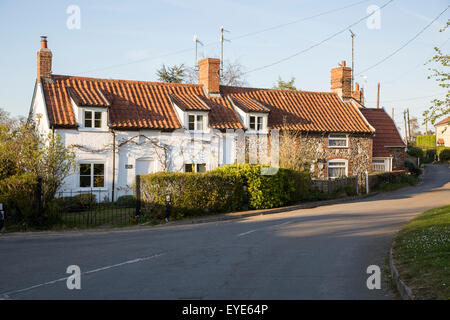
<box><xmin>328</xmin><ymin>134</ymin><xmax>348</xmax><ymax>148</ymax></box>
<box><xmin>84</xmin><ymin>111</ymin><xmax>92</xmax><ymax>128</ymax></box>
<box><xmin>184</xmin><ymin>163</ymin><xmax>206</xmax><ymax>172</ymax></box>
<box><xmin>327</xmin><ymin>160</ymin><xmax>347</xmax><ymax>179</ymax></box>
<box><xmin>84</xmin><ymin>111</ymin><xmax>102</xmax><ymax>128</ymax></box>
<box><xmin>188</xmin><ymin>114</ymin><xmax>204</xmax><ymax>131</ymax></box>
<box><xmin>79</xmin><ymin>163</ymin><xmax>104</xmax><ymax>188</ymax></box>
<box><xmin>249</xmin><ymin>116</ymin><xmax>263</xmax><ymax>131</ymax></box>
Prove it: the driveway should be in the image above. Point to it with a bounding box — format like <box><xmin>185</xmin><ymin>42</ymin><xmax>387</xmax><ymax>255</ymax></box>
<box><xmin>0</xmin><ymin>164</ymin><xmax>449</xmax><ymax>299</ymax></box>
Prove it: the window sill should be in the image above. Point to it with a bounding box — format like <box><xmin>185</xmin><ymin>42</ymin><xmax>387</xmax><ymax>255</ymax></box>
<box><xmin>78</xmin><ymin>128</ymin><xmax>109</xmax><ymax>133</ymax></box>
<box><xmin>327</xmin><ymin>146</ymin><xmax>349</xmax><ymax>149</ymax></box>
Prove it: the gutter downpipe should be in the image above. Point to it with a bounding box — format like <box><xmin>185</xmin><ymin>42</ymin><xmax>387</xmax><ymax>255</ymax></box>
<box><xmin>111</xmin><ymin>129</ymin><xmax>116</xmax><ymax>202</ymax></box>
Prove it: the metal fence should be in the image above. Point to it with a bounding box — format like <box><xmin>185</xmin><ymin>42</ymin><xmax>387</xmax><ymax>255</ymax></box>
<box><xmin>311</xmin><ymin>176</ymin><xmax>358</xmax><ymax>194</ymax></box>
<box><xmin>53</xmin><ymin>189</ymin><xmax>138</xmax><ymax>227</ymax></box>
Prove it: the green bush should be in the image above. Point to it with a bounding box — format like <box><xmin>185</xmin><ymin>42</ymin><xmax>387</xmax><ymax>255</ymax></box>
<box><xmin>439</xmin><ymin>149</ymin><xmax>450</xmax><ymax>162</ymax></box>
<box><xmin>0</xmin><ymin>173</ymin><xmax>37</xmax><ymax>226</ymax></box>
<box><xmin>407</xmin><ymin>146</ymin><xmax>424</xmax><ymax>159</ymax></box>
<box><xmin>54</xmin><ymin>193</ymin><xmax>97</xmax><ymax>212</ymax></box>
<box><xmin>137</xmin><ymin>164</ymin><xmax>311</xmax><ymax>219</ymax></box>
<box><xmin>138</xmin><ymin>170</ymin><xmax>244</xmax><ymax>220</ymax></box>
<box><xmin>213</xmin><ymin>164</ymin><xmax>311</xmax><ymax>210</ymax></box>
<box><xmin>425</xmin><ymin>149</ymin><xmax>436</xmax><ymax>163</ymax></box>
<box><xmin>416</xmin><ymin>135</ymin><xmax>436</xmax><ymax>148</ymax></box>
<box><xmin>116</xmin><ymin>195</ymin><xmax>136</xmax><ymax>207</ymax></box>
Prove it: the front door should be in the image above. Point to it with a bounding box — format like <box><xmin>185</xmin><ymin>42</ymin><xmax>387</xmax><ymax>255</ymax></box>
<box><xmin>135</xmin><ymin>158</ymin><xmax>154</xmax><ymax>175</ymax></box>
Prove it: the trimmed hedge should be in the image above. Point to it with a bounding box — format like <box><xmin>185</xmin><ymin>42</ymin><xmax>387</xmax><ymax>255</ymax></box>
<box><xmin>139</xmin><ymin>170</ymin><xmax>244</xmax><ymax>220</ymax></box>
<box><xmin>416</xmin><ymin>135</ymin><xmax>436</xmax><ymax>148</ymax></box>
<box><xmin>138</xmin><ymin>164</ymin><xmax>311</xmax><ymax>220</ymax></box>
<box><xmin>439</xmin><ymin>149</ymin><xmax>450</xmax><ymax>162</ymax></box>
<box><xmin>213</xmin><ymin>164</ymin><xmax>311</xmax><ymax>210</ymax></box>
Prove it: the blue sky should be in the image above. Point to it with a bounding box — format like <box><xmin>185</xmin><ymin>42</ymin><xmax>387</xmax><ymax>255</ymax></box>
<box><xmin>0</xmin><ymin>0</ymin><xmax>448</xmax><ymax>132</ymax></box>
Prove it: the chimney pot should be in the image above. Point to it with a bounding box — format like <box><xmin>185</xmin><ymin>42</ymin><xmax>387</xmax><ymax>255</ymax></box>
<box><xmin>37</xmin><ymin>36</ymin><xmax>52</xmax><ymax>80</ymax></box>
<box><xmin>40</xmin><ymin>36</ymin><xmax>48</xmax><ymax>49</ymax></box>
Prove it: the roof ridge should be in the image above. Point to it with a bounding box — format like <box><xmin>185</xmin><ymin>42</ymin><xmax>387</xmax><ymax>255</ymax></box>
<box><xmin>52</xmin><ymin>74</ymin><xmax>203</xmax><ymax>87</ymax></box>
<box><xmin>221</xmin><ymin>84</ymin><xmax>337</xmax><ymax>95</ymax></box>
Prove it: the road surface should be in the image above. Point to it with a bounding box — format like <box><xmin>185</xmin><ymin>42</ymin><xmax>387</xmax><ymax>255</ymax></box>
<box><xmin>0</xmin><ymin>164</ymin><xmax>449</xmax><ymax>299</ymax></box>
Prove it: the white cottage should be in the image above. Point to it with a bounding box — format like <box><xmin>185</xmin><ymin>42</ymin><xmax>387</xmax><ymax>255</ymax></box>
<box><xmin>30</xmin><ymin>37</ymin><xmax>399</xmax><ymax>201</ymax></box>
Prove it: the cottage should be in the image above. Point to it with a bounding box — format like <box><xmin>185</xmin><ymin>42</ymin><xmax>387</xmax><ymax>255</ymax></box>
<box><xmin>435</xmin><ymin>117</ymin><xmax>450</xmax><ymax>147</ymax></box>
<box><xmin>29</xmin><ymin>37</ymin><xmax>404</xmax><ymax>200</ymax></box>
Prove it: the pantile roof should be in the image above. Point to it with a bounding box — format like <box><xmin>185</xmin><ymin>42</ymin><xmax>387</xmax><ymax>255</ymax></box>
<box><xmin>360</xmin><ymin>108</ymin><xmax>405</xmax><ymax>157</ymax></box>
<box><xmin>41</xmin><ymin>75</ymin><xmax>375</xmax><ymax>134</ymax></box>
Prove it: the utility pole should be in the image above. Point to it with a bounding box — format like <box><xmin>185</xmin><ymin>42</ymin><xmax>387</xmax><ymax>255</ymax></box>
<box><xmin>349</xmin><ymin>29</ymin><xmax>355</xmax><ymax>92</ymax></box>
<box><xmin>376</xmin><ymin>82</ymin><xmax>380</xmax><ymax>109</ymax></box>
<box><xmin>425</xmin><ymin>118</ymin><xmax>428</xmax><ymax>135</ymax></box>
<box><xmin>403</xmin><ymin>110</ymin><xmax>408</xmax><ymax>142</ymax></box>
<box><xmin>220</xmin><ymin>26</ymin><xmax>230</xmax><ymax>78</ymax></box>
<box><xmin>407</xmin><ymin>108</ymin><xmax>411</xmax><ymax>141</ymax></box>
<box><xmin>392</xmin><ymin>107</ymin><xmax>394</xmax><ymax>120</ymax></box>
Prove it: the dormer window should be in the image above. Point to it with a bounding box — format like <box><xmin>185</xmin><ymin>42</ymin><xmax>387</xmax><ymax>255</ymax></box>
<box><xmin>84</xmin><ymin>110</ymin><xmax>102</xmax><ymax>128</ymax></box>
<box><xmin>249</xmin><ymin>116</ymin><xmax>263</xmax><ymax>131</ymax></box>
<box><xmin>188</xmin><ymin>114</ymin><xmax>204</xmax><ymax>131</ymax></box>
<box><xmin>83</xmin><ymin>110</ymin><xmax>103</xmax><ymax>129</ymax></box>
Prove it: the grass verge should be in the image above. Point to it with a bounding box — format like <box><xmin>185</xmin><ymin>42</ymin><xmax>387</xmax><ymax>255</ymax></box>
<box><xmin>393</xmin><ymin>204</ymin><xmax>450</xmax><ymax>299</ymax></box>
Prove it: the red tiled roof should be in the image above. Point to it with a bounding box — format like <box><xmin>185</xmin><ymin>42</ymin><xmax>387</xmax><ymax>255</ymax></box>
<box><xmin>222</xmin><ymin>86</ymin><xmax>374</xmax><ymax>133</ymax></box>
<box><xmin>41</xmin><ymin>75</ymin><xmax>374</xmax><ymax>133</ymax></box>
<box><xmin>435</xmin><ymin>117</ymin><xmax>450</xmax><ymax>126</ymax></box>
<box><xmin>228</xmin><ymin>95</ymin><xmax>270</xmax><ymax>113</ymax></box>
<box><xmin>360</xmin><ymin>108</ymin><xmax>405</xmax><ymax>157</ymax></box>
<box><xmin>169</xmin><ymin>93</ymin><xmax>210</xmax><ymax>111</ymax></box>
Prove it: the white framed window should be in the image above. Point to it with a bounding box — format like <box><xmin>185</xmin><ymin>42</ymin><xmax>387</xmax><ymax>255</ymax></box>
<box><xmin>249</xmin><ymin>115</ymin><xmax>264</xmax><ymax>131</ymax></box>
<box><xmin>84</xmin><ymin>110</ymin><xmax>102</xmax><ymax>128</ymax></box>
<box><xmin>327</xmin><ymin>159</ymin><xmax>348</xmax><ymax>179</ymax></box>
<box><xmin>372</xmin><ymin>158</ymin><xmax>392</xmax><ymax>172</ymax></box>
<box><xmin>79</xmin><ymin>163</ymin><xmax>105</xmax><ymax>188</ymax></box>
<box><xmin>188</xmin><ymin>114</ymin><xmax>204</xmax><ymax>131</ymax></box>
<box><xmin>184</xmin><ymin>163</ymin><xmax>207</xmax><ymax>172</ymax></box>
<box><xmin>328</xmin><ymin>134</ymin><xmax>348</xmax><ymax>148</ymax></box>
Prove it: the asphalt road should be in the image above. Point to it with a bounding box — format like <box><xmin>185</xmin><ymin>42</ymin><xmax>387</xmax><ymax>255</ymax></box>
<box><xmin>0</xmin><ymin>164</ymin><xmax>449</xmax><ymax>300</ymax></box>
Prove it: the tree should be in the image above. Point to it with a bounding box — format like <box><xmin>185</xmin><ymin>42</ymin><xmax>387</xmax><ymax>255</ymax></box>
<box><xmin>156</xmin><ymin>64</ymin><xmax>186</xmax><ymax>83</ymax></box>
<box><xmin>423</xmin><ymin>20</ymin><xmax>449</xmax><ymax>125</ymax></box>
<box><xmin>409</xmin><ymin>117</ymin><xmax>421</xmax><ymax>138</ymax></box>
<box><xmin>273</xmin><ymin>76</ymin><xmax>297</xmax><ymax>90</ymax></box>
<box><xmin>185</xmin><ymin>59</ymin><xmax>248</xmax><ymax>86</ymax></box>
<box><xmin>0</xmin><ymin>109</ymin><xmax>76</xmax><ymax>223</ymax></box>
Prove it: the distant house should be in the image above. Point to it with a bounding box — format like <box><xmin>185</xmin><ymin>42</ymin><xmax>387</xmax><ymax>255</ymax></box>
<box><xmin>435</xmin><ymin>117</ymin><xmax>450</xmax><ymax>147</ymax></box>
<box><xmin>29</xmin><ymin>37</ymin><xmax>404</xmax><ymax>201</ymax></box>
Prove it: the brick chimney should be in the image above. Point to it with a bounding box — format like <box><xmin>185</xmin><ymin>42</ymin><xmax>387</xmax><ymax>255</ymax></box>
<box><xmin>352</xmin><ymin>82</ymin><xmax>365</xmax><ymax>104</ymax></box>
<box><xmin>198</xmin><ymin>58</ymin><xmax>220</xmax><ymax>94</ymax></box>
<box><xmin>330</xmin><ymin>60</ymin><xmax>352</xmax><ymax>100</ymax></box>
<box><xmin>37</xmin><ymin>36</ymin><xmax>52</xmax><ymax>80</ymax></box>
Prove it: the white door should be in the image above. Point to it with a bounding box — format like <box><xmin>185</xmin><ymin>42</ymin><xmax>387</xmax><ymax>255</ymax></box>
<box><xmin>135</xmin><ymin>159</ymin><xmax>154</xmax><ymax>175</ymax></box>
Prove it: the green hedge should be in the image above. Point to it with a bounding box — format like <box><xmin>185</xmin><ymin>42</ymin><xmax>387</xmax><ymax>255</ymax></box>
<box><xmin>138</xmin><ymin>164</ymin><xmax>311</xmax><ymax>220</ymax></box>
<box><xmin>416</xmin><ymin>135</ymin><xmax>436</xmax><ymax>148</ymax></box>
<box><xmin>138</xmin><ymin>170</ymin><xmax>244</xmax><ymax>220</ymax></box>
<box><xmin>213</xmin><ymin>164</ymin><xmax>311</xmax><ymax>210</ymax></box>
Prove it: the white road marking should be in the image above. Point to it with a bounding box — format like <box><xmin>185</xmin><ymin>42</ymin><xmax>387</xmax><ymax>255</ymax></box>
<box><xmin>0</xmin><ymin>252</ymin><xmax>165</xmax><ymax>298</ymax></box>
<box><xmin>236</xmin><ymin>220</ymin><xmax>292</xmax><ymax>237</ymax></box>
<box><xmin>237</xmin><ymin>229</ymin><xmax>258</xmax><ymax>237</ymax></box>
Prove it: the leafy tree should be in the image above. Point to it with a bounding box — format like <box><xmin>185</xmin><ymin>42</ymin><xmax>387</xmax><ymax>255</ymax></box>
<box><xmin>156</xmin><ymin>64</ymin><xmax>186</xmax><ymax>83</ymax></box>
<box><xmin>0</xmin><ymin>110</ymin><xmax>76</xmax><ymax>220</ymax></box>
<box><xmin>273</xmin><ymin>76</ymin><xmax>297</xmax><ymax>90</ymax></box>
<box><xmin>423</xmin><ymin>20</ymin><xmax>449</xmax><ymax>125</ymax></box>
